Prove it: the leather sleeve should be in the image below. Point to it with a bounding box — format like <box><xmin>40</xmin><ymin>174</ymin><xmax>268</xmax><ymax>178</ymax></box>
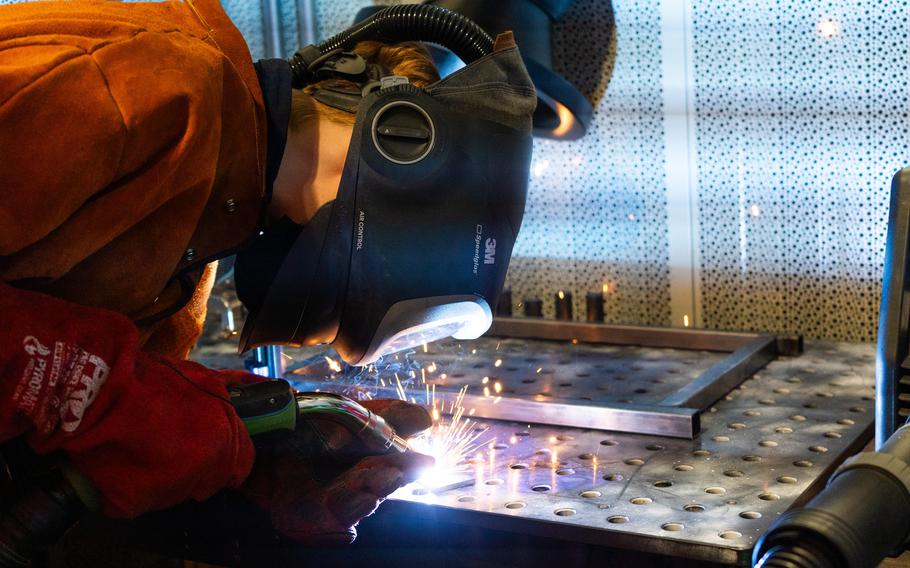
<box><xmin>0</xmin><ymin>281</ymin><xmax>257</xmax><ymax>519</ymax></box>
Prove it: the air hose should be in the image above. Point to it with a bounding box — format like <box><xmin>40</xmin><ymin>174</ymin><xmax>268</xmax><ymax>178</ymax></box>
<box><xmin>753</xmin><ymin>424</ymin><xmax>910</xmax><ymax>568</ymax></box>
<box><xmin>289</xmin><ymin>4</ymin><xmax>494</xmax><ymax>88</ymax></box>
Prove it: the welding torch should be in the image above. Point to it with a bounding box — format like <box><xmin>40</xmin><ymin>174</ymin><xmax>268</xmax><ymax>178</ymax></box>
<box><xmin>0</xmin><ymin>380</ymin><xmax>409</xmax><ymax>567</ymax></box>
<box><xmin>229</xmin><ymin>379</ymin><xmax>410</xmax><ymax>453</ymax></box>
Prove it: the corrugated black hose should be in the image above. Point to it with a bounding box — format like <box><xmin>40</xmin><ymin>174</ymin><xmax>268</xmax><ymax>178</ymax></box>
<box><xmin>753</xmin><ymin>424</ymin><xmax>910</xmax><ymax>568</ymax></box>
<box><xmin>289</xmin><ymin>4</ymin><xmax>494</xmax><ymax>89</ymax></box>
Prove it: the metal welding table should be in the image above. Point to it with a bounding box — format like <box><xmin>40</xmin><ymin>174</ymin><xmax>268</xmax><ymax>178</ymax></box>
<box><xmin>191</xmin><ymin>321</ymin><xmax>876</xmax><ymax>567</ymax></box>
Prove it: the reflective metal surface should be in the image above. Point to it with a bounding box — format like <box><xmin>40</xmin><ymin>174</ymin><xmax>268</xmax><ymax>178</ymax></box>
<box><xmin>340</xmin><ymin>328</ymin><xmax>778</xmax><ymax>439</ymax></box>
<box><xmin>191</xmin><ymin>324</ymin><xmax>873</xmax><ymax>564</ymax></box>
<box><xmin>390</xmin><ymin>341</ymin><xmax>874</xmax><ymax>565</ymax></box>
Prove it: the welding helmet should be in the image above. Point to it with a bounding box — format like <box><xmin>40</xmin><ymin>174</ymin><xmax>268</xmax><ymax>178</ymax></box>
<box><xmin>236</xmin><ymin>5</ymin><xmax>535</xmax><ymax>366</ymax></box>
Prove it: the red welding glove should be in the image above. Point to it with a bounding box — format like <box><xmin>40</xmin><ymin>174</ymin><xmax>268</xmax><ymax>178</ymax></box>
<box><xmin>0</xmin><ymin>281</ymin><xmax>257</xmax><ymax>518</ymax></box>
<box><xmin>241</xmin><ymin>399</ymin><xmax>434</xmax><ymax>544</ymax></box>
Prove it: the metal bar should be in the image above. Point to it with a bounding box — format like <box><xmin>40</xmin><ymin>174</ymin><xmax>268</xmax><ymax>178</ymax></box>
<box><xmin>488</xmin><ymin>318</ymin><xmax>761</xmax><ymax>352</ymax></box>
<box><xmin>258</xmin><ymin>0</ymin><xmax>286</xmax><ymax>376</ymax></box>
<box><xmin>459</xmin><ymin>394</ymin><xmax>699</xmax><ymax>439</ymax></box>
<box><xmin>296</xmin><ymin>0</ymin><xmax>318</xmax><ymax>46</ymax></box>
<box><xmin>661</xmin><ymin>0</ymin><xmax>703</xmax><ymax>329</ymax></box>
<box><xmin>290</xmin><ymin>380</ymin><xmax>699</xmax><ymax>439</ymax></box>
<box><xmin>659</xmin><ymin>335</ymin><xmax>777</xmax><ymax>408</ymax></box>
<box><xmin>266</xmin><ymin>345</ymin><xmax>286</xmax><ymax>378</ymax></box>
<box><xmin>261</xmin><ymin>0</ymin><xmax>285</xmax><ymax>59</ymax></box>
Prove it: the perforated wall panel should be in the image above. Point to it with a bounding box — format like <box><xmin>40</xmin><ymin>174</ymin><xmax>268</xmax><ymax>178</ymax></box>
<box><xmin>506</xmin><ymin>0</ymin><xmax>671</xmax><ymax>326</ymax></box>
<box><xmin>222</xmin><ymin>0</ymin><xmax>265</xmax><ymax>60</ymax></box>
<box><xmin>691</xmin><ymin>1</ymin><xmax>910</xmax><ymax>341</ymax></box>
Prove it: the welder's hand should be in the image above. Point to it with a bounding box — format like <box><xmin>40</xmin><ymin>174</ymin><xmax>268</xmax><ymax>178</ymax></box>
<box><xmin>241</xmin><ymin>399</ymin><xmax>434</xmax><ymax>544</ymax></box>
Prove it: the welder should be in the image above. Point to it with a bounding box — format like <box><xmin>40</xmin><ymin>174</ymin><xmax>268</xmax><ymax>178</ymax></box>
<box><xmin>0</xmin><ymin>0</ymin><xmax>534</xmax><ymax>553</ymax></box>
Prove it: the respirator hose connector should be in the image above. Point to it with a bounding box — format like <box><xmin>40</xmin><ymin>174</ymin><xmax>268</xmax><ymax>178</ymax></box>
<box><xmin>289</xmin><ymin>4</ymin><xmax>494</xmax><ymax>89</ymax></box>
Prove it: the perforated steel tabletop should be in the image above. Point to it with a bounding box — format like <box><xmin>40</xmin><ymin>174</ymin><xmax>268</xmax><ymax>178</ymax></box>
<box><xmin>192</xmin><ymin>335</ymin><xmax>875</xmax><ymax>564</ymax></box>
<box><xmin>383</xmin><ymin>340</ymin><xmax>875</xmax><ymax>565</ymax></box>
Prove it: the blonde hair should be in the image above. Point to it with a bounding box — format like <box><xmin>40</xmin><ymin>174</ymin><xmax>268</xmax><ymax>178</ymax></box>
<box><xmin>290</xmin><ymin>41</ymin><xmax>440</xmax><ymax>130</ymax></box>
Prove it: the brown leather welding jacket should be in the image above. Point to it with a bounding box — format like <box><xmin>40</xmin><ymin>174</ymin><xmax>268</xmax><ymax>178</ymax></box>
<box><xmin>0</xmin><ymin>0</ymin><xmax>267</xmax><ymax>358</ymax></box>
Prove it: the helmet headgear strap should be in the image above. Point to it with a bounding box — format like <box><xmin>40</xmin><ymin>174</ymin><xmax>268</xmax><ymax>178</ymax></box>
<box><xmin>300</xmin><ymin>49</ymin><xmax>394</xmax><ymax>114</ymax></box>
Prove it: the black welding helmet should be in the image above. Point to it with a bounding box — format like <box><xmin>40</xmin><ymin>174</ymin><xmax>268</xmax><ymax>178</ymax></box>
<box><xmin>236</xmin><ymin>5</ymin><xmax>535</xmax><ymax>366</ymax></box>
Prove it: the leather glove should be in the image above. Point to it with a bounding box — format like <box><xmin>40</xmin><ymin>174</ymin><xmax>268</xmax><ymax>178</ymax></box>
<box><xmin>240</xmin><ymin>398</ymin><xmax>434</xmax><ymax>544</ymax></box>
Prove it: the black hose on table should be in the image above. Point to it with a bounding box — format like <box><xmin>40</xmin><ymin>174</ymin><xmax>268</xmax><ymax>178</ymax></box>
<box><xmin>753</xmin><ymin>424</ymin><xmax>910</xmax><ymax>568</ymax></box>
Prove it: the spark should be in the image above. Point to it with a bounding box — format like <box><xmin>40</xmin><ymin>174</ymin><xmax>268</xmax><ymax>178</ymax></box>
<box><xmin>482</xmin><ymin>376</ymin><xmax>489</xmax><ymax>385</ymax></box>
<box><xmin>536</xmin><ymin>368</ymin><xmax>542</xmax><ymax>374</ymax></box>
<box><xmin>494</xmin><ymin>359</ymin><xmax>503</xmax><ymax>368</ymax></box>
<box><xmin>603</xmin><ymin>283</ymin><xmax>609</xmax><ymax>294</ymax></box>
<box><xmin>483</xmin><ymin>386</ymin><xmax>490</xmax><ymax>397</ymax></box>
<box><xmin>423</xmin><ymin>343</ymin><xmax>428</xmax><ymax>353</ymax></box>
<box><xmin>408</xmin><ymin>385</ymin><xmax>489</xmax><ymax>477</ymax></box>
<box><xmin>494</xmin><ymin>381</ymin><xmax>502</xmax><ymax>394</ymax></box>
<box><xmin>324</xmin><ymin>356</ymin><xmax>342</xmax><ymax>373</ymax></box>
